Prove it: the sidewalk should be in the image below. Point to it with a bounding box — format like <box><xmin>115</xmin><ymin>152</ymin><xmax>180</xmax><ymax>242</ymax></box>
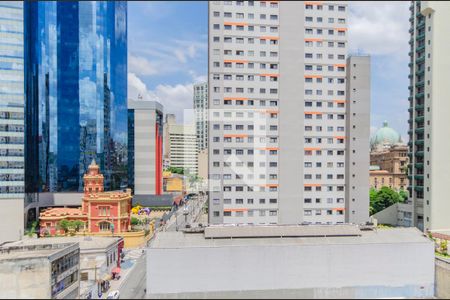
<box><xmin>101</xmin><ymin>248</ymin><xmax>145</xmax><ymax>298</ymax></box>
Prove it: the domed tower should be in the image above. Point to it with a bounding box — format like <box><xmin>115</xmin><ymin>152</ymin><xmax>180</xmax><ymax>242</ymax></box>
<box><xmin>81</xmin><ymin>160</ymin><xmax>104</xmax><ymax>213</ymax></box>
<box><xmin>370</xmin><ymin>121</ymin><xmax>402</xmax><ymax>151</ymax></box>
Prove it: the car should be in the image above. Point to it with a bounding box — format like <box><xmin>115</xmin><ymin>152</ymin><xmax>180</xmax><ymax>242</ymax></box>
<box><xmin>106</xmin><ymin>290</ymin><xmax>120</xmax><ymax>299</ymax></box>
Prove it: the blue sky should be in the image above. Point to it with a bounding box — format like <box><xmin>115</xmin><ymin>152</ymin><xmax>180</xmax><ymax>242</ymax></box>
<box><xmin>128</xmin><ymin>1</ymin><xmax>410</xmax><ymax>140</ymax></box>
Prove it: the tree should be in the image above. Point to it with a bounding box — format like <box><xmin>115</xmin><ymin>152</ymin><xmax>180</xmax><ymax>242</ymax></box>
<box><xmin>59</xmin><ymin>219</ymin><xmax>71</xmax><ymax>234</ymax></box>
<box><xmin>369</xmin><ymin>187</ymin><xmax>405</xmax><ymax>215</ymax></box>
<box><xmin>398</xmin><ymin>189</ymin><xmax>408</xmax><ymax>202</ymax></box>
<box><xmin>72</xmin><ymin>220</ymin><xmax>85</xmax><ymax>232</ymax></box>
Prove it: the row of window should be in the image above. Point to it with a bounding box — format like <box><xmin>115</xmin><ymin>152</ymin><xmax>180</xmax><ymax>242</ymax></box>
<box><xmin>305</xmin><ymin>138</ymin><xmax>345</xmax><ymax>145</ymax></box>
<box><xmin>216</xmin><ymin>136</ymin><xmax>278</xmax><ymax>143</ymax></box>
<box><xmin>304</xmin><ymin>209</ymin><xmax>344</xmax><ymax>216</ymax></box>
<box><xmin>305</xmin><ymin>40</ymin><xmax>346</xmax><ymax>48</ymax></box>
<box><xmin>305</xmin><ymin>28</ymin><xmax>346</xmax><ymax>36</ymax></box>
<box><xmin>213</xmin><ymin>13</ymin><xmax>278</xmax><ymax>22</ymax></box>
<box><xmin>214</xmin><ymin>99</ymin><xmax>278</xmax><ymax>106</ymax></box>
<box><xmin>306</xmin><ymin>101</ymin><xmax>345</xmax><ymax>108</ymax></box>
<box><xmin>218</xmin><ymin>74</ymin><xmax>279</xmax><ymax>82</ymax></box>
<box><xmin>219</xmin><ymin>174</ymin><xmax>278</xmax><ymax>180</ymax></box>
<box><xmin>304</xmin><ymin>186</ymin><xmax>345</xmax><ymax>192</ymax></box>
<box><xmin>218</xmin><ymin>1</ymin><xmax>279</xmax><ymax>8</ymax></box>
<box><xmin>223</xmin><ymin>185</ymin><xmax>278</xmax><ymax>192</ymax></box>
<box><xmin>213</xmin><ymin>86</ymin><xmax>279</xmax><ymax>94</ymax></box>
<box><xmin>304</xmin><ymin>162</ymin><xmax>345</xmax><ymax>168</ymax></box>
<box><xmin>305</xmin><ymin>126</ymin><xmax>345</xmax><ymax>132</ymax></box>
<box><xmin>213</xmin><ymin>36</ymin><xmax>279</xmax><ymax>45</ymax></box>
<box><xmin>221</xmin><ymin>198</ymin><xmax>278</xmax><ymax>204</ymax></box>
<box><xmin>305</xmin><ymin>4</ymin><xmax>346</xmax><ymax>12</ymax></box>
<box><xmin>305</xmin><ymin>113</ymin><xmax>346</xmax><ymax>120</ymax></box>
<box><xmin>305</xmin><ymin>198</ymin><xmax>344</xmax><ymax>204</ymax></box>
<box><xmin>305</xmin><ymin>16</ymin><xmax>346</xmax><ymax>24</ymax></box>
<box><xmin>212</xmin><ymin>148</ymin><xmax>278</xmax><ymax>155</ymax></box>
<box><xmin>219</xmin><ymin>210</ymin><xmax>278</xmax><ymax>217</ymax></box>
<box><xmin>221</xmin><ymin>49</ymin><xmax>279</xmax><ymax>57</ymax></box>
<box><xmin>213</xmin><ymin>124</ymin><xmax>278</xmax><ymax>130</ymax></box>
<box><xmin>306</xmin><ymin>89</ymin><xmax>345</xmax><ymax>96</ymax></box>
<box><xmin>212</xmin><ymin>161</ymin><xmax>278</xmax><ymax>167</ymax></box>
<box><xmin>306</xmin><ymin>53</ymin><xmax>346</xmax><ymax>60</ymax></box>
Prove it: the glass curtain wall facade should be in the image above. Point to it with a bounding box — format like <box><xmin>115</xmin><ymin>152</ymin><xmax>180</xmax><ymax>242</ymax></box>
<box><xmin>0</xmin><ymin>2</ymin><xmax>25</xmax><ymax>198</ymax></box>
<box><xmin>25</xmin><ymin>1</ymin><xmax>127</xmax><ymax>193</ymax></box>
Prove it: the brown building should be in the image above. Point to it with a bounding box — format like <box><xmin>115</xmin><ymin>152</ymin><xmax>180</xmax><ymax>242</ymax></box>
<box><xmin>370</xmin><ymin>144</ymin><xmax>409</xmax><ymax>191</ymax></box>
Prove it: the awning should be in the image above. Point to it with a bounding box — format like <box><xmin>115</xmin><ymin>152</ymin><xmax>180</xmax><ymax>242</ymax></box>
<box><xmin>112</xmin><ymin>267</ymin><xmax>120</xmax><ymax>274</ymax></box>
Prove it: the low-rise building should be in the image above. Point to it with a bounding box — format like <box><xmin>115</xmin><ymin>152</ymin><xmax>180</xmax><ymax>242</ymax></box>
<box><xmin>0</xmin><ymin>242</ymin><xmax>80</xmax><ymax>299</ymax></box>
<box><xmin>6</xmin><ymin>236</ymin><xmax>123</xmax><ymax>299</ymax></box>
<box><xmin>147</xmin><ymin>225</ymin><xmax>434</xmax><ymax>299</ymax></box>
<box><xmin>39</xmin><ymin>160</ymin><xmax>132</xmax><ymax>236</ymax></box>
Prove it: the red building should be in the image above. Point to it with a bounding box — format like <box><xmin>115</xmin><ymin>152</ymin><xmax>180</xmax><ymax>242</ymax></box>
<box><xmin>40</xmin><ymin>160</ymin><xmax>132</xmax><ymax>236</ymax></box>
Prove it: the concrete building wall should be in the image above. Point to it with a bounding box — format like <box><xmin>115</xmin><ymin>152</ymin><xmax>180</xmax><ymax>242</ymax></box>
<box><xmin>128</xmin><ymin>100</ymin><xmax>164</xmax><ymax>195</ymax></box>
<box><xmin>435</xmin><ymin>257</ymin><xmax>450</xmax><ymax>299</ymax></box>
<box><xmin>345</xmin><ymin>56</ymin><xmax>370</xmax><ymax>224</ymax></box>
<box><xmin>277</xmin><ymin>1</ymin><xmax>304</xmax><ymax>225</ymax></box>
<box><xmin>0</xmin><ymin>198</ymin><xmax>24</xmax><ymax>244</ymax></box>
<box><xmin>147</xmin><ymin>239</ymin><xmax>434</xmax><ymax>298</ymax></box>
<box><xmin>420</xmin><ymin>1</ymin><xmax>450</xmax><ymax>231</ymax></box>
<box><xmin>0</xmin><ymin>258</ymin><xmax>51</xmax><ymax>299</ymax></box>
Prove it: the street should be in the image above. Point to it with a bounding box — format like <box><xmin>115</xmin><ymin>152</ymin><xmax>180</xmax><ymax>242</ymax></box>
<box><xmin>119</xmin><ymin>252</ymin><xmax>146</xmax><ymax>299</ymax></box>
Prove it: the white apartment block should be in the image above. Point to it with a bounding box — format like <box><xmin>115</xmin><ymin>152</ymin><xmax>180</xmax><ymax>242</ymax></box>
<box><xmin>208</xmin><ymin>1</ymin><xmax>370</xmax><ymax>225</ymax></box>
<box><xmin>163</xmin><ymin>114</ymin><xmax>199</xmax><ymax>175</ymax></box>
<box><xmin>408</xmin><ymin>1</ymin><xmax>450</xmax><ymax>232</ymax></box>
<box><xmin>194</xmin><ymin>82</ymin><xmax>208</xmax><ymax>152</ymax></box>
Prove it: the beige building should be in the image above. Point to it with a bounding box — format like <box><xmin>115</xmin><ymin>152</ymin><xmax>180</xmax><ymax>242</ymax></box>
<box><xmin>163</xmin><ymin>114</ymin><xmax>198</xmax><ymax>175</ymax></box>
<box><xmin>370</xmin><ymin>144</ymin><xmax>409</xmax><ymax>191</ymax></box>
<box><xmin>0</xmin><ymin>242</ymin><xmax>80</xmax><ymax>299</ymax></box>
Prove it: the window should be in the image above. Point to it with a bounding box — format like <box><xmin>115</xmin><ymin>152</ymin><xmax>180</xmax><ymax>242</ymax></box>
<box><xmin>224</xmin><ymin>211</ymin><xmax>232</xmax><ymax>217</ymax></box>
<box><xmin>99</xmin><ymin>222</ymin><xmax>111</xmax><ymax>232</ymax></box>
<box><xmin>338</xmin><ymin>6</ymin><xmax>346</xmax><ymax>11</ymax></box>
<box><xmin>213</xmin><ymin>11</ymin><xmax>220</xmax><ymax>17</ymax></box>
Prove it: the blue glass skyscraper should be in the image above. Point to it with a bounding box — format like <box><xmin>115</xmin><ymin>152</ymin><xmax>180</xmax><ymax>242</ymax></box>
<box><xmin>25</xmin><ymin>1</ymin><xmax>127</xmax><ymax>193</ymax></box>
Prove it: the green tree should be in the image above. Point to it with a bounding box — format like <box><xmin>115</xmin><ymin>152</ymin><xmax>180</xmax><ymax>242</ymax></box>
<box><xmin>398</xmin><ymin>189</ymin><xmax>408</xmax><ymax>202</ymax></box>
<box><xmin>59</xmin><ymin>219</ymin><xmax>71</xmax><ymax>234</ymax></box>
<box><xmin>370</xmin><ymin>187</ymin><xmax>404</xmax><ymax>215</ymax></box>
<box><xmin>72</xmin><ymin>220</ymin><xmax>85</xmax><ymax>232</ymax></box>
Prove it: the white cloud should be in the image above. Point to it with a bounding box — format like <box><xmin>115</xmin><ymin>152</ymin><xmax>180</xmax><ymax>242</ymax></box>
<box><xmin>128</xmin><ymin>73</ymin><xmax>195</xmax><ymax>124</ymax></box>
<box><xmin>128</xmin><ymin>55</ymin><xmax>158</xmax><ymax>76</ymax></box>
<box><xmin>349</xmin><ymin>2</ymin><xmax>410</xmax><ymax>58</ymax></box>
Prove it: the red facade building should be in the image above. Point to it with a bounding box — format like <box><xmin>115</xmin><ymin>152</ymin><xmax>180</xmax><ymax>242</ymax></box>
<box><xmin>40</xmin><ymin>160</ymin><xmax>132</xmax><ymax>236</ymax></box>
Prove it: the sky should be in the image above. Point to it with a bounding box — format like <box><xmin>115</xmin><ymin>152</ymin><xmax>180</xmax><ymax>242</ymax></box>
<box><xmin>128</xmin><ymin>1</ymin><xmax>410</xmax><ymax>141</ymax></box>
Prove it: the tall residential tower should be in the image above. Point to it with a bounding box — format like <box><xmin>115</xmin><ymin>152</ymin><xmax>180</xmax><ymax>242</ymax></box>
<box><xmin>208</xmin><ymin>1</ymin><xmax>370</xmax><ymax>225</ymax></box>
<box><xmin>407</xmin><ymin>1</ymin><xmax>450</xmax><ymax>232</ymax></box>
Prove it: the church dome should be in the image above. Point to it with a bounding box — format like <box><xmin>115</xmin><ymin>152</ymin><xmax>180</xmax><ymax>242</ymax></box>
<box><xmin>370</xmin><ymin>121</ymin><xmax>402</xmax><ymax>149</ymax></box>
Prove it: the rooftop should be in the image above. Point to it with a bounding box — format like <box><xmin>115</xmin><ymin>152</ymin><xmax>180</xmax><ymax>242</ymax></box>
<box><xmin>0</xmin><ymin>242</ymin><xmax>78</xmax><ymax>261</ymax></box>
<box><xmin>151</xmin><ymin>225</ymin><xmax>430</xmax><ymax>249</ymax></box>
<box><xmin>5</xmin><ymin>236</ymin><xmax>122</xmax><ymax>252</ymax></box>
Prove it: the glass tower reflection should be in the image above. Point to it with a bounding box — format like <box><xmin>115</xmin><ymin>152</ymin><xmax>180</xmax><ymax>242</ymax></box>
<box><xmin>25</xmin><ymin>1</ymin><xmax>127</xmax><ymax>193</ymax></box>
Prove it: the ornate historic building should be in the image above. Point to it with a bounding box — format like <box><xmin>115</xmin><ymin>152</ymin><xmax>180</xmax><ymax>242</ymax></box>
<box><xmin>39</xmin><ymin>160</ymin><xmax>132</xmax><ymax>236</ymax></box>
<box><xmin>369</xmin><ymin>122</ymin><xmax>409</xmax><ymax>191</ymax></box>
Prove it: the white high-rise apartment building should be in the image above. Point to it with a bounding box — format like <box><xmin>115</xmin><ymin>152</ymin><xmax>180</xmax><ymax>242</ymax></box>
<box><xmin>208</xmin><ymin>1</ymin><xmax>370</xmax><ymax>225</ymax></box>
<box><xmin>163</xmin><ymin>114</ymin><xmax>199</xmax><ymax>175</ymax></box>
<box><xmin>194</xmin><ymin>82</ymin><xmax>208</xmax><ymax>152</ymax></box>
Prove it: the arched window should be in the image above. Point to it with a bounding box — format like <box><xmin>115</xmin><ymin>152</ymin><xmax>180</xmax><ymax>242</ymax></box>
<box><xmin>99</xmin><ymin>222</ymin><xmax>111</xmax><ymax>232</ymax></box>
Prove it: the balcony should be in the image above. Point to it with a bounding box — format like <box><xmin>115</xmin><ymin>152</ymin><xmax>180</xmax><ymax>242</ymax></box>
<box><xmin>415</xmin><ymin>151</ymin><xmax>424</xmax><ymax>157</ymax></box>
<box><xmin>416</xmin><ymin>44</ymin><xmax>425</xmax><ymax>52</ymax></box>
<box><xmin>415</xmin><ymin>115</ymin><xmax>424</xmax><ymax>122</ymax></box>
<box><xmin>415</xmin><ymin>139</ymin><xmax>424</xmax><ymax>146</ymax></box>
<box><xmin>415</xmin><ymin>81</ymin><xmax>424</xmax><ymax>88</ymax></box>
<box><xmin>415</xmin><ymin>163</ymin><xmax>424</xmax><ymax>169</ymax></box>
<box><xmin>415</xmin><ymin>104</ymin><xmax>424</xmax><ymax>110</ymax></box>
<box><xmin>408</xmin><ymin>62</ymin><xmax>414</xmax><ymax>68</ymax></box>
<box><xmin>415</xmin><ymin>174</ymin><xmax>424</xmax><ymax>180</ymax></box>
<box><xmin>414</xmin><ymin>186</ymin><xmax>424</xmax><ymax>192</ymax></box>
<box><xmin>415</xmin><ymin>127</ymin><xmax>424</xmax><ymax>134</ymax></box>
<box><xmin>416</xmin><ymin>56</ymin><xmax>425</xmax><ymax>63</ymax></box>
<box><xmin>408</xmin><ymin>107</ymin><xmax>414</xmax><ymax>113</ymax></box>
<box><xmin>415</xmin><ymin>92</ymin><xmax>424</xmax><ymax>99</ymax></box>
<box><xmin>415</xmin><ymin>69</ymin><xmax>425</xmax><ymax>76</ymax></box>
